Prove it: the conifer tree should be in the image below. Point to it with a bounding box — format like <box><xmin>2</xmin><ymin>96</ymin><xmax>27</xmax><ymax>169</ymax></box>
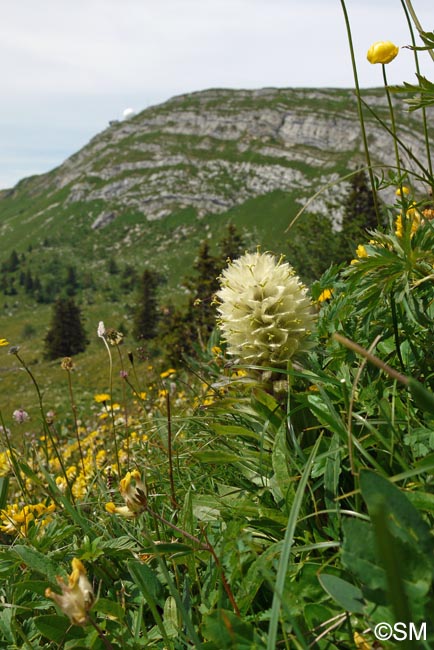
<box><xmin>44</xmin><ymin>298</ymin><xmax>88</xmax><ymax>359</ymax></box>
<box><xmin>339</xmin><ymin>169</ymin><xmax>380</xmax><ymax>260</ymax></box>
<box><xmin>219</xmin><ymin>222</ymin><xmax>245</xmax><ymax>262</ymax></box>
<box><xmin>132</xmin><ymin>269</ymin><xmax>161</xmax><ymax>340</ymax></box>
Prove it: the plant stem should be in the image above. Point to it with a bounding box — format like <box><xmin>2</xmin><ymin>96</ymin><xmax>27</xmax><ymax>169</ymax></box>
<box><xmin>100</xmin><ymin>335</ymin><xmax>120</xmax><ymax>476</ymax></box>
<box><xmin>400</xmin><ymin>0</ymin><xmax>434</xmax><ymax>190</ymax></box>
<box><xmin>166</xmin><ymin>391</ymin><xmax>178</xmax><ymax>510</ymax></box>
<box><xmin>339</xmin><ymin>0</ymin><xmax>381</xmax><ymax>225</ymax></box>
<box><xmin>404</xmin><ymin>0</ymin><xmax>434</xmax><ymax>62</ymax></box>
<box><xmin>66</xmin><ymin>369</ymin><xmax>85</xmax><ymax>474</ymax></box>
<box><xmin>333</xmin><ymin>333</ymin><xmax>409</xmax><ymax>385</ymax></box>
<box><xmin>382</xmin><ymin>64</ymin><xmax>402</xmax><ymax>180</ymax></box>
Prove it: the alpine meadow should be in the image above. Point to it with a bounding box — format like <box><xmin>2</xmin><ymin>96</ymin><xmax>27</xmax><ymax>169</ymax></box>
<box><xmin>1</xmin><ymin>1</ymin><xmax>434</xmax><ymax>648</ymax></box>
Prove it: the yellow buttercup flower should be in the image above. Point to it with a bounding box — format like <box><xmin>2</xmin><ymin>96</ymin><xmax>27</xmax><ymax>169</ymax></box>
<box><xmin>45</xmin><ymin>558</ymin><xmax>94</xmax><ymax>626</ymax></box>
<box><xmin>317</xmin><ymin>288</ymin><xmax>333</xmax><ymax>303</ymax></box>
<box><xmin>367</xmin><ymin>41</ymin><xmax>399</xmax><ymax>64</ymax></box>
<box><xmin>396</xmin><ymin>186</ymin><xmax>410</xmax><ymax>197</ymax></box>
<box><xmin>0</xmin><ymin>338</ymin><xmax>9</xmax><ymax>347</ymax></box>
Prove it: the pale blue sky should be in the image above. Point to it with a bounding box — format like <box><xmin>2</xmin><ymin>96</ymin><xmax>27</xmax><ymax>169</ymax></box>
<box><xmin>0</xmin><ymin>0</ymin><xmax>432</xmax><ymax>189</ymax></box>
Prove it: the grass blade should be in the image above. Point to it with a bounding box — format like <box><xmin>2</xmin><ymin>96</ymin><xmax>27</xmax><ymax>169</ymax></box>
<box><xmin>267</xmin><ymin>436</ymin><xmax>322</xmax><ymax>650</ymax></box>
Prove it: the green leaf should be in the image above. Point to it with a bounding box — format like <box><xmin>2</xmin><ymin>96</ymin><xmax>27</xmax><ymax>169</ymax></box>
<box><xmin>0</xmin><ymin>476</ymin><xmax>9</xmax><ymax>510</ymax></box>
<box><xmin>203</xmin><ymin>609</ymin><xmax>264</xmax><ymax>649</ymax></box>
<box><xmin>93</xmin><ymin>597</ymin><xmax>125</xmax><ymax>622</ymax></box>
<box><xmin>267</xmin><ymin>437</ymin><xmax>322</xmax><ymax>650</ymax></box>
<box><xmin>163</xmin><ymin>596</ymin><xmax>178</xmax><ymax>638</ymax></box>
<box><xmin>13</xmin><ymin>545</ymin><xmax>60</xmax><ymax>583</ymax></box>
<box><xmin>318</xmin><ymin>574</ymin><xmax>365</xmax><ymax>614</ymax></box>
<box><xmin>194</xmin><ymin>450</ymin><xmax>244</xmax><ymax>464</ymax></box>
<box><xmin>271</xmin><ymin>424</ymin><xmax>295</xmax><ymax>507</ymax></box>
<box><xmin>128</xmin><ymin>560</ymin><xmax>163</xmax><ymax>604</ymax></box>
<box><xmin>212</xmin><ymin>423</ymin><xmax>260</xmax><ymax>442</ymax></box>
<box><xmin>35</xmin><ymin>615</ymin><xmax>82</xmax><ymax>643</ymax></box>
<box><xmin>342</xmin><ymin>518</ymin><xmax>387</xmax><ymax>593</ymax></box>
<box><xmin>408</xmin><ymin>378</ymin><xmax>434</xmax><ymax>416</ymax></box>
<box><xmin>359</xmin><ymin>470</ymin><xmax>433</xmax><ymax>555</ymax></box>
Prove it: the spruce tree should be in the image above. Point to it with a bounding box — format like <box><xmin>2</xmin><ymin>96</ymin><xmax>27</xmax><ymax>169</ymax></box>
<box><xmin>132</xmin><ymin>269</ymin><xmax>161</xmax><ymax>340</ymax></box>
<box><xmin>219</xmin><ymin>223</ymin><xmax>245</xmax><ymax>261</ymax></box>
<box><xmin>44</xmin><ymin>298</ymin><xmax>88</xmax><ymax>359</ymax></box>
<box><xmin>339</xmin><ymin>169</ymin><xmax>380</xmax><ymax>260</ymax></box>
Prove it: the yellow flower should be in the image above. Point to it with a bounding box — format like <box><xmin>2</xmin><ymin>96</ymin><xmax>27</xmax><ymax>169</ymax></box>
<box><xmin>105</xmin><ymin>501</ymin><xmax>136</xmax><ymax>518</ymax></box>
<box><xmin>160</xmin><ymin>368</ymin><xmax>176</xmax><ymax>379</ymax></box>
<box><xmin>395</xmin><ymin>203</ymin><xmax>421</xmax><ymax>237</ymax></box>
<box><xmin>0</xmin><ymin>338</ymin><xmax>9</xmax><ymax>347</ymax></box>
<box><xmin>354</xmin><ymin>631</ymin><xmax>371</xmax><ymax>649</ymax></box>
<box><xmin>94</xmin><ymin>393</ymin><xmax>110</xmax><ymax>403</ymax></box>
<box><xmin>0</xmin><ymin>451</ymin><xmax>11</xmax><ymax>477</ymax></box>
<box><xmin>351</xmin><ymin>244</ymin><xmax>369</xmax><ymax>264</ymax></box>
<box><xmin>396</xmin><ymin>186</ymin><xmax>410</xmax><ymax>197</ymax></box>
<box><xmin>317</xmin><ymin>288</ymin><xmax>333</xmax><ymax>303</ymax></box>
<box><xmin>119</xmin><ymin>470</ymin><xmax>146</xmax><ymax>514</ymax></box>
<box><xmin>367</xmin><ymin>41</ymin><xmax>399</xmax><ymax>64</ymax></box>
<box><xmin>45</xmin><ymin>558</ymin><xmax>94</xmax><ymax>626</ymax></box>
<box><xmin>0</xmin><ymin>502</ymin><xmax>55</xmax><ymax>536</ymax></box>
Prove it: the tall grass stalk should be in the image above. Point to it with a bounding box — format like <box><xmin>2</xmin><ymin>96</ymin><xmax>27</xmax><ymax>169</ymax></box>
<box><xmin>339</xmin><ymin>0</ymin><xmax>381</xmax><ymax>225</ymax></box>
<box><xmin>267</xmin><ymin>436</ymin><xmax>322</xmax><ymax>650</ymax></box>
<box><xmin>400</xmin><ymin>0</ymin><xmax>434</xmax><ymax>183</ymax></box>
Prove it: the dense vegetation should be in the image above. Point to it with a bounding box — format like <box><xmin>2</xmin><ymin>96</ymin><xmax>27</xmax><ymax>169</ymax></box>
<box><xmin>1</xmin><ymin>6</ymin><xmax>434</xmax><ymax>649</ymax></box>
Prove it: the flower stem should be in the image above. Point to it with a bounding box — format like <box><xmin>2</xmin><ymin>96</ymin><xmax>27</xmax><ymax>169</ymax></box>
<box><xmin>339</xmin><ymin>0</ymin><xmax>381</xmax><ymax>225</ymax></box>
<box><xmin>400</xmin><ymin>0</ymin><xmax>434</xmax><ymax>189</ymax></box>
<box><xmin>66</xmin><ymin>369</ymin><xmax>85</xmax><ymax>474</ymax></box>
<box><xmin>100</xmin><ymin>335</ymin><xmax>120</xmax><ymax>477</ymax></box>
<box><xmin>382</xmin><ymin>64</ymin><xmax>402</xmax><ymax>180</ymax></box>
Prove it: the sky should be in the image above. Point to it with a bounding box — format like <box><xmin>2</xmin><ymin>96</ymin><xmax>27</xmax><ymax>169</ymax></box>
<box><xmin>0</xmin><ymin>0</ymin><xmax>433</xmax><ymax>190</ymax></box>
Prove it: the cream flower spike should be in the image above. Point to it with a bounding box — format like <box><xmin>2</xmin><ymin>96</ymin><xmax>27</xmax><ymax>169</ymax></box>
<box><xmin>216</xmin><ymin>252</ymin><xmax>315</xmax><ymax>367</ymax></box>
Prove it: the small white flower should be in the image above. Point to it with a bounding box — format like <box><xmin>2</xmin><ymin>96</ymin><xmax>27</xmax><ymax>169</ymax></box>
<box><xmin>97</xmin><ymin>321</ymin><xmax>106</xmax><ymax>338</ymax></box>
<box><xmin>216</xmin><ymin>252</ymin><xmax>315</xmax><ymax>367</ymax></box>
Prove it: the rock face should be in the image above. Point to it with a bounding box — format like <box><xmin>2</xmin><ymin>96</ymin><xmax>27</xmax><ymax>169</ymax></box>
<box><xmin>1</xmin><ymin>87</ymin><xmax>432</xmax><ymax>234</ymax></box>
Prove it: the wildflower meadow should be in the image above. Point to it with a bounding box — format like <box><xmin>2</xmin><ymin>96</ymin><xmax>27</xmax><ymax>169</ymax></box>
<box><xmin>1</xmin><ymin>2</ymin><xmax>434</xmax><ymax>648</ymax></box>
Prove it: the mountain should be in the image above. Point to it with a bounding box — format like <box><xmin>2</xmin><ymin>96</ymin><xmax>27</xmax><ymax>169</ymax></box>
<box><xmin>1</xmin><ymin>86</ymin><xmax>432</xmax><ymax>409</ymax></box>
<box><xmin>1</xmin><ymin>86</ymin><xmax>432</xmax><ymax>282</ymax></box>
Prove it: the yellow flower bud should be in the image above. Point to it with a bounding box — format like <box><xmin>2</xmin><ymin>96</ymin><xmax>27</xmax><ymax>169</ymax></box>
<box><xmin>367</xmin><ymin>41</ymin><xmax>399</xmax><ymax>64</ymax></box>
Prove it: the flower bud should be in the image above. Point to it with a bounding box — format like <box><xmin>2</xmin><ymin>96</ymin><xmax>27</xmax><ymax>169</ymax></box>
<box><xmin>367</xmin><ymin>41</ymin><xmax>399</xmax><ymax>64</ymax></box>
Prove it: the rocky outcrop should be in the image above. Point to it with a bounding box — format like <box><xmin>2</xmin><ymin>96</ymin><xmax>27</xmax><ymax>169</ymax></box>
<box><xmin>3</xmin><ymin>87</ymin><xmax>433</xmax><ymax>230</ymax></box>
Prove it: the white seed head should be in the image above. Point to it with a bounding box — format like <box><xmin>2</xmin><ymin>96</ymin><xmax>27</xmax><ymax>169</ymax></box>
<box><xmin>216</xmin><ymin>252</ymin><xmax>315</xmax><ymax>367</ymax></box>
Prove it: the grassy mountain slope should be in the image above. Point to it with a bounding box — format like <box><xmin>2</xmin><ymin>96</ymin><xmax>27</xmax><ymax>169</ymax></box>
<box><xmin>0</xmin><ymin>86</ymin><xmax>432</xmax><ymax>412</ymax></box>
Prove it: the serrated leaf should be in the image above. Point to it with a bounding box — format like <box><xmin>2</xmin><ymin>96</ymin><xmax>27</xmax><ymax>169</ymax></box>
<box><xmin>318</xmin><ymin>574</ymin><xmax>365</xmax><ymax>614</ymax></box>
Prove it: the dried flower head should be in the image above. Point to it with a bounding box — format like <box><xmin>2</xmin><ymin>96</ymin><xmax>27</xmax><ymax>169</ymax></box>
<box><xmin>105</xmin><ymin>328</ymin><xmax>124</xmax><ymax>346</ymax></box>
<box><xmin>61</xmin><ymin>357</ymin><xmax>75</xmax><ymax>371</ymax></box>
<box><xmin>45</xmin><ymin>558</ymin><xmax>94</xmax><ymax>626</ymax></box>
<box><xmin>216</xmin><ymin>252</ymin><xmax>315</xmax><ymax>367</ymax></box>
